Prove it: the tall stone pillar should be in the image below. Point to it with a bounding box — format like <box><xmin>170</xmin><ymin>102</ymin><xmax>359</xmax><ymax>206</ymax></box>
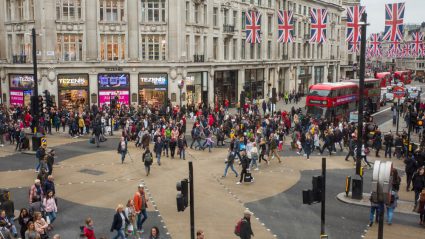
<box><xmin>86</xmin><ymin>0</ymin><xmax>98</xmax><ymax>61</ymax></box>
<box><xmin>323</xmin><ymin>65</ymin><xmax>329</xmax><ymax>83</ymax></box>
<box><xmin>41</xmin><ymin>0</ymin><xmax>56</xmax><ymax>61</ymax></box>
<box><xmin>127</xmin><ymin>0</ymin><xmax>138</xmax><ymax>61</ymax></box>
<box><xmin>130</xmin><ymin>72</ymin><xmax>139</xmax><ymax>106</ymax></box>
<box><xmin>238</xmin><ymin>69</ymin><xmax>245</xmax><ymax>102</ymax></box>
<box><xmin>89</xmin><ymin>72</ymin><xmax>98</xmax><ymax>106</ymax></box>
<box><xmin>0</xmin><ymin>0</ymin><xmax>6</xmax><ymax>61</ymax></box>
<box><xmin>168</xmin><ymin>0</ymin><xmax>183</xmax><ymax>61</ymax></box>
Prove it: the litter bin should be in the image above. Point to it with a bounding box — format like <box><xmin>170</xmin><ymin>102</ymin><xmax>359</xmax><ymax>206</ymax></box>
<box><xmin>32</xmin><ymin>133</ymin><xmax>44</xmax><ymax>151</ymax></box>
<box><xmin>352</xmin><ymin>175</ymin><xmax>363</xmax><ymax>200</ymax></box>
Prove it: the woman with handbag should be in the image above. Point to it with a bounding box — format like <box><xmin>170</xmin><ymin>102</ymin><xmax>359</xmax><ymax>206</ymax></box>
<box><xmin>43</xmin><ymin>191</ymin><xmax>57</xmax><ymax>230</ymax></box>
<box><xmin>34</xmin><ymin>212</ymin><xmax>49</xmax><ymax>239</ymax></box>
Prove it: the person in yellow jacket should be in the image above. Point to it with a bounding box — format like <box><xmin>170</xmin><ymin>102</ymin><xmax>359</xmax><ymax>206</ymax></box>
<box><xmin>78</xmin><ymin>116</ymin><xmax>85</xmax><ymax>135</ymax></box>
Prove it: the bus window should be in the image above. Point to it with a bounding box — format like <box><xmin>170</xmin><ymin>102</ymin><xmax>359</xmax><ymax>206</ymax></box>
<box><xmin>309</xmin><ymin>89</ymin><xmax>330</xmax><ymax>97</ymax></box>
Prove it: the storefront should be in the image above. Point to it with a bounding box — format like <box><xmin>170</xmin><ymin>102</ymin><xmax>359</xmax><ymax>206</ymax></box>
<box><xmin>314</xmin><ymin>66</ymin><xmax>324</xmax><ymax>84</ymax></box>
<box><xmin>138</xmin><ymin>73</ymin><xmax>168</xmax><ymax>109</ymax></box>
<box><xmin>298</xmin><ymin>66</ymin><xmax>312</xmax><ymax>94</ymax></box>
<box><xmin>98</xmin><ymin>73</ymin><xmax>130</xmax><ymax>107</ymax></box>
<box><xmin>185</xmin><ymin>72</ymin><xmax>208</xmax><ymax>107</ymax></box>
<box><xmin>58</xmin><ymin>74</ymin><xmax>89</xmax><ymax>110</ymax></box>
<box><xmin>214</xmin><ymin>70</ymin><xmax>238</xmax><ymax>106</ymax></box>
<box><xmin>245</xmin><ymin>69</ymin><xmax>264</xmax><ymax>100</ymax></box>
<box><xmin>9</xmin><ymin>74</ymin><xmax>34</xmax><ymax>107</ymax></box>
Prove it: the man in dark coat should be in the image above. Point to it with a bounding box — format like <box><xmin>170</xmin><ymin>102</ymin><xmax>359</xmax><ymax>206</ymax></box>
<box><xmin>239</xmin><ymin>209</ymin><xmax>254</xmax><ymax>239</ymax></box>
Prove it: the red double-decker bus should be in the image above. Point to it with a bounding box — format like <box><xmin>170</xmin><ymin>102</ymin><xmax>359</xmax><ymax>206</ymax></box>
<box><xmin>374</xmin><ymin>72</ymin><xmax>392</xmax><ymax>87</ymax></box>
<box><xmin>394</xmin><ymin>71</ymin><xmax>412</xmax><ymax>84</ymax></box>
<box><xmin>347</xmin><ymin>78</ymin><xmax>381</xmax><ymax>113</ymax></box>
<box><xmin>306</xmin><ymin>82</ymin><xmax>358</xmax><ymax>122</ymax></box>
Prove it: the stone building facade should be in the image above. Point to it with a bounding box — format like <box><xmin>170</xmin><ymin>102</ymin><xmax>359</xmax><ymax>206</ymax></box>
<box><xmin>0</xmin><ymin>0</ymin><xmax>349</xmax><ymax>110</ymax></box>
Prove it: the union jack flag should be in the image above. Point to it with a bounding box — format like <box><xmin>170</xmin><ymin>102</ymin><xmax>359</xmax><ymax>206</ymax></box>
<box><xmin>277</xmin><ymin>10</ymin><xmax>294</xmax><ymax>43</ymax></box>
<box><xmin>310</xmin><ymin>8</ymin><xmax>328</xmax><ymax>44</ymax></box>
<box><xmin>346</xmin><ymin>5</ymin><xmax>366</xmax><ymax>53</ymax></box>
<box><xmin>246</xmin><ymin>11</ymin><xmax>262</xmax><ymax>44</ymax></box>
<box><xmin>387</xmin><ymin>41</ymin><xmax>402</xmax><ymax>58</ymax></box>
<box><xmin>401</xmin><ymin>44</ymin><xmax>411</xmax><ymax>58</ymax></box>
<box><xmin>382</xmin><ymin>2</ymin><xmax>405</xmax><ymax>42</ymax></box>
<box><xmin>410</xmin><ymin>31</ymin><xmax>424</xmax><ymax>57</ymax></box>
<box><xmin>368</xmin><ymin>33</ymin><xmax>382</xmax><ymax>57</ymax></box>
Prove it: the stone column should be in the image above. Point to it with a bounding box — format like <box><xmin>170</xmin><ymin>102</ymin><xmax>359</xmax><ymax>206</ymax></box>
<box><xmin>86</xmin><ymin>0</ymin><xmax>98</xmax><ymax>61</ymax></box>
<box><xmin>323</xmin><ymin>65</ymin><xmax>329</xmax><ymax>83</ymax></box>
<box><xmin>130</xmin><ymin>72</ymin><xmax>139</xmax><ymax>105</ymax></box>
<box><xmin>168</xmin><ymin>0</ymin><xmax>183</xmax><ymax>61</ymax></box>
<box><xmin>41</xmin><ymin>0</ymin><xmax>56</xmax><ymax>61</ymax></box>
<box><xmin>0</xmin><ymin>0</ymin><xmax>6</xmax><ymax>61</ymax></box>
<box><xmin>127</xmin><ymin>0</ymin><xmax>139</xmax><ymax>61</ymax></box>
<box><xmin>311</xmin><ymin>66</ymin><xmax>315</xmax><ymax>86</ymax></box>
<box><xmin>89</xmin><ymin>72</ymin><xmax>98</xmax><ymax>105</ymax></box>
<box><xmin>238</xmin><ymin>69</ymin><xmax>245</xmax><ymax>102</ymax></box>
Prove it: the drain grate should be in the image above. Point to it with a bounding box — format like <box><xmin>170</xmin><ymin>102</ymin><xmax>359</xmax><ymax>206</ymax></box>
<box><xmin>79</xmin><ymin>169</ymin><xmax>105</xmax><ymax>176</ymax></box>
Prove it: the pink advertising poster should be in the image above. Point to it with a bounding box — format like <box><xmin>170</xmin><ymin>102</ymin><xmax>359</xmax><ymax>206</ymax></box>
<box><xmin>10</xmin><ymin>90</ymin><xmax>24</xmax><ymax>106</ymax></box>
<box><xmin>98</xmin><ymin>90</ymin><xmax>129</xmax><ymax>106</ymax></box>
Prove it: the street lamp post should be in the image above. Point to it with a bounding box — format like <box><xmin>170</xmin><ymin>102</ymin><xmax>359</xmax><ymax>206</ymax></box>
<box><xmin>32</xmin><ymin>28</ymin><xmax>39</xmax><ymax>132</ymax></box>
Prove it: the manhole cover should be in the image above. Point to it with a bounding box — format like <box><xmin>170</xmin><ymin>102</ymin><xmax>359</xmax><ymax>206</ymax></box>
<box><xmin>79</xmin><ymin>169</ymin><xmax>104</xmax><ymax>176</ymax></box>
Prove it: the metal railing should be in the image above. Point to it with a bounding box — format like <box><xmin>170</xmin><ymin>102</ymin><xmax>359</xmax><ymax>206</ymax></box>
<box><xmin>193</xmin><ymin>54</ymin><xmax>205</xmax><ymax>62</ymax></box>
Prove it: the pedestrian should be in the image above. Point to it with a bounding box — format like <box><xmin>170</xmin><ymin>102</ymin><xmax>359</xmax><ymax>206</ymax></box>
<box><xmin>18</xmin><ymin>208</ymin><xmax>32</xmax><ymax>239</ymax></box>
<box><xmin>222</xmin><ymin>152</ymin><xmax>238</xmax><ymax>178</ymax></box>
<box><xmin>237</xmin><ymin>151</ymin><xmax>250</xmax><ymax>185</ymax></box>
<box><xmin>249</xmin><ymin>142</ymin><xmax>259</xmax><ymax>170</ymax></box>
<box><xmin>359</xmin><ymin>144</ymin><xmax>372</xmax><ymax>168</ymax></box>
<box><xmin>43</xmin><ymin>191</ymin><xmax>57</xmax><ymax>230</ymax></box>
<box><xmin>154</xmin><ymin>137</ymin><xmax>163</xmax><ymax>166</ymax></box>
<box><xmin>24</xmin><ymin>221</ymin><xmax>40</xmax><ymax>239</ymax></box>
<box><xmin>142</xmin><ymin>149</ymin><xmax>153</xmax><ymax>176</ymax></box>
<box><xmin>83</xmin><ymin>217</ymin><xmax>96</xmax><ymax>239</ymax></box>
<box><xmin>368</xmin><ymin>196</ymin><xmax>383</xmax><ymax>227</ymax></box>
<box><xmin>177</xmin><ymin>135</ymin><xmax>187</xmax><ymax>160</ymax></box>
<box><xmin>149</xmin><ymin>226</ymin><xmax>160</xmax><ymax>239</ymax></box>
<box><xmin>268</xmin><ymin>134</ymin><xmax>281</xmax><ymax>163</ymax></box>
<box><xmin>196</xmin><ymin>229</ymin><xmax>205</xmax><ymax>239</ymax></box>
<box><xmin>35</xmin><ymin>145</ymin><xmax>46</xmax><ymax>173</ymax></box>
<box><xmin>29</xmin><ymin>179</ymin><xmax>44</xmax><ymax>204</ymax></box>
<box><xmin>386</xmin><ymin>190</ymin><xmax>398</xmax><ymax>225</ymax></box>
<box><xmin>110</xmin><ymin>204</ymin><xmax>129</xmax><ymax>239</ymax></box>
<box><xmin>258</xmin><ymin>138</ymin><xmax>268</xmax><ymax>164</ymax></box>
<box><xmin>238</xmin><ymin>209</ymin><xmax>254</xmax><ymax>239</ymax></box>
<box><xmin>391</xmin><ymin>168</ymin><xmax>401</xmax><ymax>192</ymax></box>
<box><xmin>0</xmin><ymin>210</ymin><xmax>17</xmax><ymax>238</ymax></box>
<box><xmin>417</xmin><ymin>188</ymin><xmax>425</xmax><ymax>225</ymax></box>
<box><xmin>133</xmin><ymin>185</ymin><xmax>149</xmax><ymax>234</ymax></box>
<box><xmin>384</xmin><ymin>132</ymin><xmax>394</xmax><ymax>158</ymax></box>
<box><xmin>33</xmin><ymin>211</ymin><xmax>49</xmax><ymax>238</ymax></box>
<box><xmin>190</xmin><ymin>125</ymin><xmax>203</xmax><ymax>150</ymax></box>
<box><xmin>43</xmin><ymin>175</ymin><xmax>55</xmax><ymax>197</ymax></box>
<box><xmin>125</xmin><ymin>199</ymin><xmax>136</xmax><ymax>237</ymax></box>
<box><xmin>169</xmin><ymin>127</ymin><xmax>179</xmax><ymax>158</ymax></box>
<box><xmin>412</xmin><ymin>167</ymin><xmax>425</xmax><ymax>205</ymax></box>
<box><xmin>117</xmin><ymin>136</ymin><xmax>128</xmax><ymax>164</ymax></box>
<box><xmin>404</xmin><ymin>155</ymin><xmax>418</xmax><ymax>191</ymax></box>
<box><xmin>0</xmin><ymin>192</ymin><xmax>15</xmax><ymax>234</ymax></box>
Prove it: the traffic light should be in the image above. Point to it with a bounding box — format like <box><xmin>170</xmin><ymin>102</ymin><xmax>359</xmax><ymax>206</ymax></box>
<box><xmin>176</xmin><ymin>179</ymin><xmax>189</xmax><ymax>212</ymax></box>
<box><xmin>303</xmin><ymin>175</ymin><xmax>323</xmax><ymax>204</ymax></box>
<box><xmin>38</xmin><ymin>96</ymin><xmax>44</xmax><ymax>115</ymax></box>
<box><xmin>43</xmin><ymin>90</ymin><xmax>53</xmax><ymax>108</ymax></box>
<box><xmin>30</xmin><ymin>95</ymin><xmax>38</xmax><ymax>116</ymax></box>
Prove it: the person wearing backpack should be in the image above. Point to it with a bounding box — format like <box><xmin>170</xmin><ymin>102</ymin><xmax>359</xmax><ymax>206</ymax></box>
<box><xmin>234</xmin><ymin>209</ymin><xmax>254</xmax><ymax>239</ymax></box>
<box><xmin>143</xmin><ymin>149</ymin><xmax>153</xmax><ymax>176</ymax></box>
<box><xmin>190</xmin><ymin>125</ymin><xmax>203</xmax><ymax>150</ymax></box>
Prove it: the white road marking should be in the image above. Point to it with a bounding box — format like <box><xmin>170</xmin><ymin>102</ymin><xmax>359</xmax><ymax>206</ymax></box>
<box><xmin>371</xmin><ymin>107</ymin><xmax>391</xmax><ymax>116</ymax></box>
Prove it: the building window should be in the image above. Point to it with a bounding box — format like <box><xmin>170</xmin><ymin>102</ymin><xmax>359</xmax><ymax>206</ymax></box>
<box><xmin>292</xmin><ymin>42</ymin><xmax>296</xmax><ymax>59</ymax></box>
<box><xmin>267</xmin><ymin>40</ymin><xmax>271</xmax><ymax>59</ymax></box>
<box><xmin>100</xmin><ymin>34</ymin><xmax>126</xmax><ymax>61</ymax></box>
<box><xmin>204</xmin><ymin>5</ymin><xmax>208</xmax><ymax>24</ymax></box>
<box><xmin>233</xmin><ymin>39</ymin><xmax>237</xmax><ymax>60</ymax></box>
<box><xmin>268</xmin><ymin>15</ymin><xmax>272</xmax><ymax>34</ymax></box>
<box><xmin>213</xmin><ymin>37</ymin><xmax>218</xmax><ymax>60</ymax></box>
<box><xmin>203</xmin><ymin>36</ymin><xmax>207</xmax><ymax>57</ymax></box>
<box><xmin>241</xmin><ymin>40</ymin><xmax>246</xmax><ymax>59</ymax></box>
<box><xmin>213</xmin><ymin>7</ymin><xmax>218</xmax><ymax>27</ymax></box>
<box><xmin>195</xmin><ymin>36</ymin><xmax>200</xmax><ymax>55</ymax></box>
<box><xmin>29</xmin><ymin>0</ymin><xmax>35</xmax><ymax>20</ymax></box>
<box><xmin>233</xmin><ymin>11</ymin><xmax>237</xmax><ymax>27</ymax></box>
<box><xmin>16</xmin><ymin>0</ymin><xmax>24</xmax><ymax>20</ymax></box>
<box><xmin>268</xmin><ymin>0</ymin><xmax>272</xmax><ymax>8</ymax></box>
<box><xmin>141</xmin><ymin>34</ymin><xmax>166</xmax><ymax>60</ymax></box>
<box><xmin>194</xmin><ymin>4</ymin><xmax>199</xmax><ymax>24</ymax></box>
<box><xmin>250</xmin><ymin>44</ymin><xmax>255</xmax><ymax>59</ymax></box>
<box><xmin>241</xmin><ymin>11</ymin><xmax>246</xmax><ymax>30</ymax></box>
<box><xmin>56</xmin><ymin>0</ymin><xmax>82</xmax><ymax>21</ymax></box>
<box><xmin>56</xmin><ymin>34</ymin><xmax>83</xmax><ymax>61</ymax></box>
<box><xmin>257</xmin><ymin>43</ymin><xmax>261</xmax><ymax>59</ymax></box>
<box><xmin>141</xmin><ymin>0</ymin><xmax>166</xmax><ymax>22</ymax></box>
<box><xmin>6</xmin><ymin>0</ymin><xmax>11</xmax><ymax>21</ymax></box>
<box><xmin>298</xmin><ymin>43</ymin><xmax>301</xmax><ymax>58</ymax></box>
<box><xmin>185</xmin><ymin>35</ymin><xmax>190</xmax><ymax>59</ymax></box>
<box><xmin>223</xmin><ymin>9</ymin><xmax>228</xmax><ymax>25</ymax></box>
<box><xmin>100</xmin><ymin>0</ymin><xmax>125</xmax><ymax>22</ymax></box>
<box><xmin>224</xmin><ymin>39</ymin><xmax>229</xmax><ymax>60</ymax></box>
<box><xmin>185</xmin><ymin>1</ymin><xmax>190</xmax><ymax>23</ymax></box>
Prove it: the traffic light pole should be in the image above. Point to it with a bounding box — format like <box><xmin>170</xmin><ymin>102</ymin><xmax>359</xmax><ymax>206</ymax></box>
<box><xmin>356</xmin><ymin>13</ymin><xmax>367</xmax><ymax>177</ymax></box>
<box><xmin>321</xmin><ymin>158</ymin><xmax>326</xmax><ymax>238</ymax></box>
<box><xmin>406</xmin><ymin>105</ymin><xmax>412</xmax><ymax>161</ymax></box>
<box><xmin>396</xmin><ymin>98</ymin><xmax>400</xmax><ymax>135</ymax></box>
<box><xmin>32</xmin><ymin>28</ymin><xmax>39</xmax><ymax>132</ymax></box>
<box><xmin>189</xmin><ymin>161</ymin><xmax>195</xmax><ymax>239</ymax></box>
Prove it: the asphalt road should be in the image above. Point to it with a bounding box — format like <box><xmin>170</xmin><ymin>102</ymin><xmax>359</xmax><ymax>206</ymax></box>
<box><xmin>245</xmin><ymin>168</ymin><xmax>417</xmax><ymax>239</ymax></box>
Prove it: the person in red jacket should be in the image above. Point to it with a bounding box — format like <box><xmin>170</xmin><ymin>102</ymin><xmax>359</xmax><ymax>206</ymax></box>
<box><xmin>83</xmin><ymin>217</ymin><xmax>96</xmax><ymax>239</ymax></box>
<box><xmin>133</xmin><ymin>184</ymin><xmax>149</xmax><ymax>233</ymax></box>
